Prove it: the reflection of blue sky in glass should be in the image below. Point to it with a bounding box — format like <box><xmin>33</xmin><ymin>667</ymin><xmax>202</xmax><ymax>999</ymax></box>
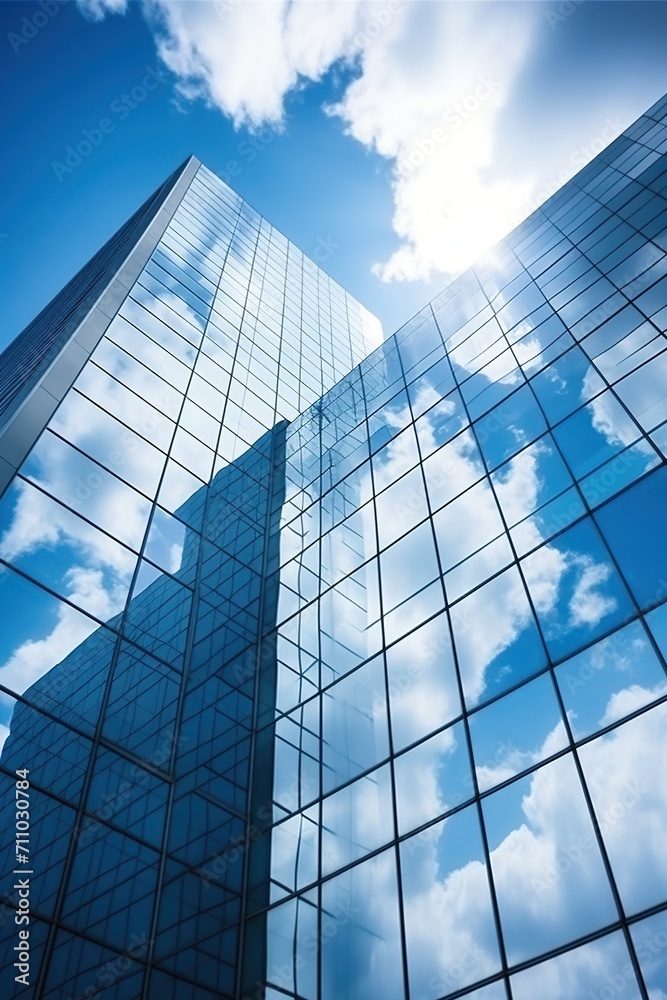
<box><xmin>262</xmin><ymin>89</ymin><xmax>667</xmax><ymax>991</ymax></box>
<box><xmin>1</xmin><ymin>89</ymin><xmax>667</xmax><ymax>997</ymax></box>
<box><xmin>556</xmin><ymin>620</ymin><xmax>667</xmax><ymax>740</ymax></box>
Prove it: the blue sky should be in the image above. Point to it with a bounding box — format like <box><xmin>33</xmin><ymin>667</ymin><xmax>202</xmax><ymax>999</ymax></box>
<box><xmin>2</xmin><ymin>0</ymin><xmax>667</xmax><ymax>348</ymax></box>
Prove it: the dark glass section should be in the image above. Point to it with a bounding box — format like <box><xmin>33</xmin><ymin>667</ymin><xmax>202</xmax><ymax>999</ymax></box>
<box><xmin>0</xmin><ymin>422</ymin><xmax>288</xmax><ymax>999</ymax></box>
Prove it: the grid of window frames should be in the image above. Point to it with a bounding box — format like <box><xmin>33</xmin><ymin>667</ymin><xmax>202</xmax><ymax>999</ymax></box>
<box><xmin>0</xmin><ymin>157</ymin><xmax>186</xmax><ymax>425</ymax></box>
<box><xmin>0</xmin><ymin>90</ymin><xmax>666</xmax><ymax>1000</ymax></box>
<box><xmin>250</xmin><ymin>91</ymin><xmax>667</xmax><ymax>1000</ymax></box>
<box><xmin>0</xmin><ymin>163</ymin><xmax>381</xmax><ymax>1000</ymax></box>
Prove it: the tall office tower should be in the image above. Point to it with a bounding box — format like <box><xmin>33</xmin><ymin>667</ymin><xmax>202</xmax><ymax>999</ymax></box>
<box><xmin>1</xmin><ymin>91</ymin><xmax>667</xmax><ymax>1000</ymax></box>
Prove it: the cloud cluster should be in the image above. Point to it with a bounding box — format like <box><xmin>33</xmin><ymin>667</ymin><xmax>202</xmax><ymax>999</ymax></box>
<box><xmin>330</xmin><ymin>2</ymin><xmax>539</xmax><ymax>281</ymax></box>
<box><xmin>139</xmin><ymin>0</ymin><xmax>368</xmax><ymax>126</ymax></box>
<box><xmin>75</xmin><ymin>0</ymin><xmax>541</xmax><ymax>282</ymax></box>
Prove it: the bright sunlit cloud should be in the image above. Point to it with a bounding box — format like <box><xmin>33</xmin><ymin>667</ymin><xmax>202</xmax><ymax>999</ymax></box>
<box><xmin>328</xmin><ymin>1</ymin><xmax>540</xmax><ymax>280</ymax></box>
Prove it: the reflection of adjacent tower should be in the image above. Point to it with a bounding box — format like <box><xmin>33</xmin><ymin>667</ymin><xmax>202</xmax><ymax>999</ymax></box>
<box><xmin>239</xmin><ymin>384</ymin><xmax>378</xmax><ymax>998</ymax></box>
<box><xmin>0</xmin><ymin>421</ymin><xmax>288</xmax><ymax>999</ymax></box>
<box><xmin>319</xmin><ymin>375</ymin><xmax>376</xmax><ymax>685</ymax></box>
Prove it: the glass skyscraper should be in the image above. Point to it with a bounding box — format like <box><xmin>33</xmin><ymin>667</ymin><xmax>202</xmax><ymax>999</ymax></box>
<box><xmin>1</xmin><ymin>91</ymin><xmax>667</xmax><ymax>1000</ymax></box>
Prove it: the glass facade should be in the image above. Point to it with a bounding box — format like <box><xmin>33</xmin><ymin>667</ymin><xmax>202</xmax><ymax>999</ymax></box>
<box><xmin>1</xmin><ymin>90</ymin><xmax>667</xmax><ymax>1000</ymax></box>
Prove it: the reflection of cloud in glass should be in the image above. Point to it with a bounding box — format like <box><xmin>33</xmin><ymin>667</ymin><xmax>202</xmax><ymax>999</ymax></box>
<box><xmin>0</xmin><ymin>421</ymin><xmax>151</xmax><ymax>703</ymax></box>
<box><xmin>394</xmin><ymin>725</ymin><xmax>462</xmax><ymax>831</ymax></box>
<box><xmin>470</xmin><ymin>674</ymin><xmax>568</xmax><ymax>792</ymax></box>
<box><xmin>320</xmin><ymin>848</ymin><xmax>403</xmax><ymax>1000</ymax></box>
<box><xmin>312</xmin><ymin>356</ymin><xmax>666</xmax><ymax>996</ymax></box>
<box><xmin>268</xmin><ymin>688</ymin><xmax>667</xmax><ymax>1000</ymax></box>
<box><xmin>556</xmin><ymin>621</ymin><xmax>667</xmax><ymax>739</ymax></box>
<box><xmin>568</xmin><ymin>554</ymin><xmax>618</xmax><ymax>626</ymax></box>
<box><xmin>584</xmin><ymin>375</ymin><xmax>647</xmax><ymax>450</ymax></box>
<box><xmin>451</xmin><ymin>565</ymin><xmax>546</xmax><ymax>706</ymax></box>
<box><xmin>0</xmin><ymin>567</ymin><xmax>122</xmax><ymax>706</ymax></box>
<box><xmin>523</xmin><ymin>519</ymin><xmax>634</xmax><ymax>662</ymax></box>
<box><xmin>580</xmin><ymin>701</ymin><xmax>667</xmax><ymax>916</ymax></box>
<box><xmin>390</xmin><ymin>685</ymin><xmax>666</xmax><ymax>997</ymax></box>
<box><xmin>325</xmin><ymin>371</ymin><xmax>638</xmax><ymax>990</ymax></box>
<box><xmin>0</xmin><ymin>468</ymin><xmax>144</xmax><ymax>575</ymax></box>
<box><xmin>485</xmin><ymin>751</ymin><xmax>617</xmax><ymax>962</ymax></box>
<box><xmin>401</xmin><ymin>804</ymin><xmax>502</xmax><ymax>996</ymax></box>
<box><xmin>510</xmin><ymin>930</ymin><xmax>642</xmax><ymax>1000</ymax></box>
<box><xmin>386</xmin><ymin>612</ymin><xmax>460</xmax><ymax>752</ymax></box>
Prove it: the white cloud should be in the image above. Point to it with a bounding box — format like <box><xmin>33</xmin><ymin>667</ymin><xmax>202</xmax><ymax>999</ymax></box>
<box><xmin>493</xmin><ymin>441</ymin><xmax>543</xmax><ymax>530</ymax></box>
<box><xmin>0</xmin><ymin>566</ymin><xmax>123</xmax><ymax>703</ymax></box>
<box><xmin>0</xmin><ymin>383</ymin><xmax>154</xmax><ymax>709</ymax></box>
<box><xmin>322</xmin><ymin>764</ymin><xmax>392</xmax><ymax>875</ymax></box>
<box><xmin>309</xmin><ymin>688</ymin><xmax>667</xmax><ymax>998</ymax></box>
<box><xmin>567</xmin><ymin>555</ymin><xmax>617</xmax><ymax>629</ymax></box>
<box><xmin>329</xmin><ymin>2</ymin><xmax>540</xmax><ymax>281</ymax></box>
<box><xmin>0</xmin><ymin>470</ymin><xmax>141</xmax><ymax>579</ymax></box>
<box><xmin>0</xmin><ymin>328</ymin><xmax>177</xmax><ymax>577</ymax></box>
<box><xmin>580</xmin><ymin>701</ymin><xmax>667</xmax><ymax>915</ymax></box>
<box><xmin>344</xmin><ymin>379</ymin><xmax>622</xmax><ymax>709</ymax></box>
<box><xmin>451</xmin><ymin>568</ymin><xmax>534</xmax><ymax>704</ymax></box>
<box><xmin>415</xmin><ymin>694</ymin><xmax>667</xmax><ymax>993</ymax></box>
<box><xmin>394</xmin><ymin>741</ymin><xmax>615</xmax><ymax>989</ymax></box>
<box><xmin>77</xmin><ymin>0</ymin><xmax>127</xmax><ymax>21</ymax></box>
<box><xmin>476</xmin><ymin>718</ymin><xmax>569</xmax><ymax>793</ymax></box>
<box><xmin>510</xmin><ymin>929</ymin><xmax>644</xmax><ymax>1000</ymax></box>
<box><xmin>0</xmin><ymin>478</ymin><xmax>61</xmax><ymax>562</ymax></box>
<box><xmin>75</xmin><ymin>0</ymin><xmax>542</xmax><ymax>283</ymax></box>
<box><xmin>581</xmin><ymin>374</ymin><xmax>656</xmax><ymax>470</ymax></box>
<box><xmin>394</xmin><ymin>727</ymin><xmax>457</xmax><ymax>827</ymax></box>
<box><xmin>600</xmin><ymin>681</ymin><xmax>667</xmax><ymax>728</ymax></box>
<box><xmin>583</xmin><ymin>375</ymin><xmax>639</xmax><ymax>448</ymax></box>
<box><xmin>136</xmin><ymin>0</ymin><xmax>367</xmax><ymax>127</ymax></box>
<box><xmin>397</xmin><ymin>704</ymin><xmax>663</xmax><ymax>992</ymax></box>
